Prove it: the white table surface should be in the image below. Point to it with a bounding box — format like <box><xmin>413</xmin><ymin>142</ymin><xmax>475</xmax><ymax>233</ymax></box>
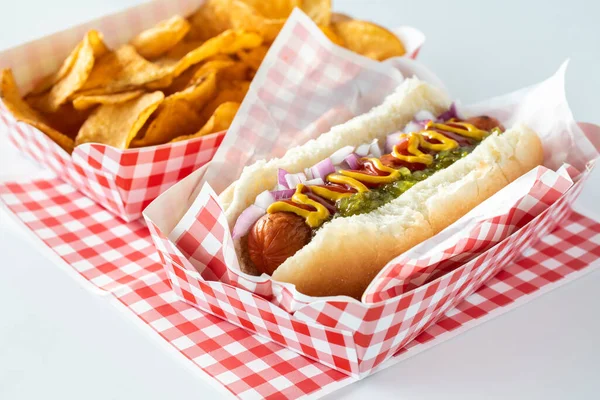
<box><xmin>1</xmin><ymin>1</ymin><xmax>599</xmax><ymax>399</ymax></box>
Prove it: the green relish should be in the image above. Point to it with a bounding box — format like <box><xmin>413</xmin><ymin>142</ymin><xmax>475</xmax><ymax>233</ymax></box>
<box><xmin>336</xmin><ymin>145</ymin><xmax>476</xmax><ymax>217</ymax></box>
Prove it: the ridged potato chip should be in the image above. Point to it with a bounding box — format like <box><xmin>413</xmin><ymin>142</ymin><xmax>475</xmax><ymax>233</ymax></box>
<box><xmin>163</xmin><ymin>72</ymin><xmax>217</xmax><ymax>111</ymax></box>
<box><xmin>72</xmin><ymin>91</ymin><xmax>144</xmax><ymax>110</ymax></box>
<box><xmin>332</xmin><ymin>20</ymin><xmax>406</xmax><ymax>60</ymax></box>
<box><xmin>26</xmin><ymin>30</ymin><xmax>108</xmax><ymax>113</ymax></box>
<box><xmin>229</xmin><ymin>1</ymin><xmax>287</xmax><ymax>43</ymax></box>
<box><xmin>148</xmin><ymin>30</ymin><xmax>262</xmax><ymax>88</ymax></box>
<box><xmin>236</xmin><ymin>45</ymin><xmax>269</xmax><ymax>71</ymax></box>
<box><xmin>331</xmin><ymin>12</ymin><xmax>351</xmax><ymax>23</ymax></box>
<box><xmin>201</xmin><ymin>80</ymin><xmax>250</xmax><ymax>121</ymax></box>
<box><xmin>190</xmin><ymin>59</ymin><xmax>236</xmax><ymax>83</ymax></box>
<box><xmin>41</xmin><ymin>103</ymin><xmax>92</xmax><ymax>139</ymax></box>
<box><xmin>131</xmin><ymin>73</ymin><xmax>217</xmax><ymax>147</ymax></box>
<box><xmin>76</xmin><ymin>45</ymin><xmax>168</xmax><ymax>96</ymax></box>
<box><xmin>319</xmin><ymin>25</ymin><xmax>344</xmax><ymax>46</ymax></box>
<box><xmin>1</xmin><ymin>69</ymin><xmax>75</xmax><ymax>152</ymax></box>
<box><xmin>239</xmin><ymin>0</ymin><xmax>299</xmax><ymax>18</ymax></box>
<box><xmin>171</xmin><ymin>101</ymin><xmax>240</xmax><ymax>142</ymax></box>
<box><xmin>302</xmin><ymin>0</ymin><xmax>331</xmax><ymax>26</ymax></box>
<box><xmin>187</xmin><ymin>0</ymin><xmax>233</xmax><ymax>41</ymax></box>
<box><xmin>130</xmin><ymin>16</ymin><xmax>191</xmax><ymax>59</ymax></box>
<box><xmin>133</xmin><ymin>100</ymin><xmax>204</xmax><ymax>147</ymax></box>
<box><xmin>75</xmin><ymin>91</ymin><xmax>164</xmax><ymax>149</ymax></box>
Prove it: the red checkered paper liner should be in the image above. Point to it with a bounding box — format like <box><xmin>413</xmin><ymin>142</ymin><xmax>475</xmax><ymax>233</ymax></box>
<box><xmin>0</xmin><ymin>2</ymin><xmax>425</xmax><ymax>222</ymax></box>
<box><xmin>1</xmin><ymin>177</ymin><xmax>599</xmax><ymax>398</ymax></box>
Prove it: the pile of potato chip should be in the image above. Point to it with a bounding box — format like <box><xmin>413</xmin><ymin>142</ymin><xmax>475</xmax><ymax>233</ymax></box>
<box><xmin>0</xmin><ymin>0</ymin><xmax>406</xmax><ymax>153</ymax></box>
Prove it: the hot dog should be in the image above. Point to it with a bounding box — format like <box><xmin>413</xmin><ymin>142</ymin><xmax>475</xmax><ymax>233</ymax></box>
<box><xmin>223</xmin><ymin>78</ymin><xmax>543</xmax><ymax>299</ymax></box>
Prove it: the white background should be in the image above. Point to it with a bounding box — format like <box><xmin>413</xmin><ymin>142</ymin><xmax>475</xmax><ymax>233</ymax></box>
<box><xmin>1</xmin><ymin>0</ymin><xmax>599</xmax><ymax>399</ymax></box>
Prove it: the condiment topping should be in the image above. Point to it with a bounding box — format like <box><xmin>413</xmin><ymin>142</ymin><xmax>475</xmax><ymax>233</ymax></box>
<box><xmin>267</xmin><ymin>184</ymin><xmax>330</xmax><ymax>228</ymax></box>
<box><xmin>265</xmin><ymin>115</ymin><xmax>501</xmax><ymax>227</ymax></box>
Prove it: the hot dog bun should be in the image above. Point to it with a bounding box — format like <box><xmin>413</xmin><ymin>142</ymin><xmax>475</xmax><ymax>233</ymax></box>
<box><xmin>222</xmin><ymin>78</ymin><xmax>451</xmax><ymax>224</ymax></box>
<box><xmin>222</xmin><ymin>79</ymin><xmax>543</xmax><ymax>299</ymax></box>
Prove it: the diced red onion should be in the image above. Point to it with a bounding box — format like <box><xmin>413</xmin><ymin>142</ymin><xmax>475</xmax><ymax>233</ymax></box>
<box><xmin>285</xmin><ymin>172</ymin><xmax>307</xmax><ymax>188</ymax></box>
<box><xmin>306</xmin><ymin>192</ymin><xmax>336</xmax><ymax>214</ymax></box>
<box><xmin>403</xmin><ymin>121</ymin><xmax>424</xmax><ymax>133</ymax></box>
<box><xmin>355</xmin><ymin>143</ymin><xmax>370</xmax><ymax>156</ymax></box>
<box><xmin>269</xmin><ymin>188</ymin><xmax>295</xmax><ymax>200</ymax></box>
<box><xmin>414</xmin><ymin>110</ymin><xmax>436</xmax><ymax>122</ymax></box>
<box><xmin>255</xmin><ymin>190</ymin><xmax>275</xmax><ymax>209</ymax></box>
<box><xmin>309</xmin><ymin>158</ymin><xmax>335</xmax><ymax>180</ymax></box>
<box><xmin>385</xmin><ymin>132</ymin><xmax>405</xmax><ymax>154</ymax></box>
<box><xmin>344</xmin><ymin>153</ymin><xmax>360</xmax><ymax>169</ymax></box>
<box><xmin>305</xmin><ymin>178</ymin><xmax>325</xmax><ymax>186</ymax></box>
<box><xmin>232</xmin><ymin>205</ymin><xmax>266</xmax><ymax>239</ymax></box>
<box><xmin>329</xmin><ymin>145</ymin><xmax>354</xmax><ymax>165</ymax></box>
<box><xmin>277</xmin><ymin>168</ymin><xmax>289</xmax><ymax>189</ymax></box>
<box><xmin>368</xmin><ymin>139</ymin><xmax>382</xmax><ymax>158</ymax></box>
<box><xmin>437</xmin><ymin>103</ymin><xmax>458</xmax><ymax>121</ymax></box>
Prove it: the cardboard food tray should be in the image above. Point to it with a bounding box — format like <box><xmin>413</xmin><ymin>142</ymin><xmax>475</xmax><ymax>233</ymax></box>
<box><xmin>142</xmin><ymin>13</ymin><xmax>600</xmax><ymax>377</ymax></box>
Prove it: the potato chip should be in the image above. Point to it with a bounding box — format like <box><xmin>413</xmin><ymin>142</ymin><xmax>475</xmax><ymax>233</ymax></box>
<box><xmin>190</xmin><ymin>59</ymin><xmax>236</xmax><ymax>83</ymax></box>
<box><xmin>41</xmin><ymin>103</ymin><xmax>92</xmax><ymax>139</ymax></box>
<box><xmin>236</xmin><ymin>45</ymin><xmax>269</xmax><ymax>71</ymax></box>
<box><xmin>187</xmin><ymin>0</ymin><xmax>233</xmax><ymax>41</ymax></box>
<box><xmin>331</xmin><ymin>12</ymin><xmax>351</xmax><ymax>23</ymax></box>
<box><xmin>167</xmin><ymin>72</ymin><xmax>217</xmax><ymax>110</ymax></box>
<box><xmin>148</xmin><ymin>29</ymin><xmax>262</xmax><ymax>88</ymax></box>
<box><xmin>171</xmin><ymin>101</ymin><xmax>240</xmax><ymax>142</ymax></box>
<box><xmin>160</xmin><ymin>40</ymin><xmax>206</xmax><ymax>62</ymax></box>
<box><xmin>302</xmin><ymin>0</ymin><xmax>331</xmax><ymax>26</ymax></box>
<box><xmin>72</xmin><ymin>91</ymin><xmax>144</xmax><ymax>110</ymax></box>
<box><xmin>201</xmin><ymin>80</ymin><xmax>249</xmax><ymax>121</ymax></box>
<box><xmin>190</xmin><ymin>59</ymin><xmax>250</xmax><ymax>83</ymax></box>
<box><xmin>131</xmin><ymin>73</ymin><xmax>217</xmax><ymax>147</ymax></box>
<box><xmin>130</xmin><ymin>16</ymin><xmax>191</xmax><ymax>59</ymax></box>
<box><xmin>26</xmin><ymin>30</ymin><xmax>108</xmax><ymax>113</ymax></box>
<box><xmin>229</xmin><ymin>1</ymin><xmax>286</xmax><ymax>43</ymax></box>
<box><xmin>75</xmin><ymin>91</ymin><xmax>164</xmax><ymax>149</ymax></box>
<box><xmin>219</xmin><ymin>62</ymin><xmax>251</xmax><ymax>81</ymax></box>
<box><xmin>332</xmin><ymin>20</ymin><xmax>406</xmax><ymax>61</ymax></box>
<box><xmin>77</xmin><ymin>45</ymin><xmax>167</xmax><ymax>95</ymax></box>
<box><xmin>319</xmin><ymin>25</ymin><xmax>344</xmax><ymax>46</ymax></box>
<box><xmin>239</xmin><ymin>0</ymin><xmax>299</xmax><ymax>18</ymax></box>
<box><xmin>162</xmin><ymin>55</ymin><xmax>233</xmax><ymax>95</ymax></box>
<box><xmin>133</xmin><ymin>100</ymin><xmax>204</xmax><ymax>147</ymax></box>
<box><xmin>0</xmin><ymin>69</ymin><xmax>74</xmax><ymax>153</ymax></box>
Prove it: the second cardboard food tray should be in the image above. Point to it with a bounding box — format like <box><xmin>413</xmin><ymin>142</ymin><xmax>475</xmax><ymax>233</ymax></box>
<box><xmin>0</xmin><ymin>0</ymin><xmax>424</xmax><ymax>222</ymax></box>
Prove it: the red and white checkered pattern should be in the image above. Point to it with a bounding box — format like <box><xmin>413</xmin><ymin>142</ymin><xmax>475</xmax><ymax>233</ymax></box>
<box><xmin>0</xmin><ymin>104</ymin><xmax>224</xmax><ymax>222</ymax></box>
<box><xmin>1</xmin><ymin>176</ymin><xmax>599</xmax><ymax>398</ymax></box>
<box><xmin>0</xmin><ymin>2</ymin><xmax>424</xmax><ymax>222</ymax></box>
<box><xmin>140</xmin><ymin>11</ymin><xmax>599</xmax><ymax>376</ymax></box>
<box><xmin>145</xmin><ymin>162</ymin><xmax>587</xmax><ymax>376</ymax></box>
<box><xmin>198</xmin><ymin>9</ymin><xmax>431</xmax><ymax>193</ymax></box>
<box><xmin>364</xmin><ymin>164</ymin><xmax>578</xmax><ymax>302</ymax></box>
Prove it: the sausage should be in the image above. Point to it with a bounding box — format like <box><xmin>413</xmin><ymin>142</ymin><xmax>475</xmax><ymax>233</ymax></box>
<box><xmin>465</xmin><ymin>115</ymin><xmax>505</xmax><ymax>132</ymax></box>
<box><xmin>247</xmin><ymin>212</ymin><xmax>312</xmax><ymax>275</ymax></box>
